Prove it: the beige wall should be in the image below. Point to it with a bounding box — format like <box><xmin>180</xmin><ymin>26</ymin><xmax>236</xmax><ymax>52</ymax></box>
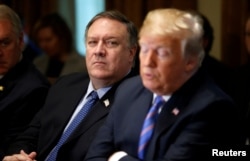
<box><xmin>198</xmin><ymin>0</ymin><xmax>221</xmax><ymax>60</ymax></box>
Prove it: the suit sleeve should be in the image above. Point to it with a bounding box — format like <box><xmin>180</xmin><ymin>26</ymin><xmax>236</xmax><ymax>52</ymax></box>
<box><xmin>6</xmin><ymin>101</ymin><xmax>44</xmax><ymax>155</ymax></box>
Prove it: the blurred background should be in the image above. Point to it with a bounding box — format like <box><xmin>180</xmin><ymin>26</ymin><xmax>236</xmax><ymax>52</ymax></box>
<box><xmin>0</xmin><ymin>0</ymin><xmax>249</xmax><ymax>68</ymax></box>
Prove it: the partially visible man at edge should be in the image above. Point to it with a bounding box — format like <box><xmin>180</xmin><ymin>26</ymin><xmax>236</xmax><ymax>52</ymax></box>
<box><xmin>0</xmin><ymin>5</ymin><xmax>50</xmax><ymax>160</ymax></box>
<box><xmin>3</xmin><ymin>10</ymin><xmax>138</xmax><ymax>161</ymax></box>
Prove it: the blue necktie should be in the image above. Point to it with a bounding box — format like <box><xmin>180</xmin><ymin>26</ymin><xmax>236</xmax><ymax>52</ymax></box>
<box><xmin>46</xmin><ymin>91</ymin><xmax>99</xmax><ymax>161</ymax></box>
<box><xmin>138</xmin><ymin>96</ymin><xmax>165</xmax><ymax>160</ymax></box>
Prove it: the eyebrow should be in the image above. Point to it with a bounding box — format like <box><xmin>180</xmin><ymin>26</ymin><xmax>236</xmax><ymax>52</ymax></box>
<box><xmin>87</xmin><ymin>35</ymin><xmax>120</xmax><ymax>39</ymax></box>
<box><xmin>0</xmin><ymin>37</ymin><xmax>11</xmax><ymax>42</ymax></box>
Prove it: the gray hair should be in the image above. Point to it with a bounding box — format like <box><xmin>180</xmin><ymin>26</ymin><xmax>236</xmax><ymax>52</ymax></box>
<box><xmin>0</xmin><ymin>4</ymin><xmax>22</xmax><ymax>37</ymax></box>
<box><xmin>85</xmin><ymin>10</ymin><xmax>138</xmax><ymax>49</ymax></box>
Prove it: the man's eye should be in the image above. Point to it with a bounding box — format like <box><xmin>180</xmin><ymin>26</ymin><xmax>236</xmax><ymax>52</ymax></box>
<box><xmin>0</xmin><ymin>41</ymin><xmax>10</xmax><ymax>47</ymax></box>
<box><xmin>106</xmin><ymin>40</ymin><xmax>118</xmax><ymax>48</ymax></box>
<box><xmin>156</xmin><ymin>48</ymin><xmax>170</xmax><ymax>58</ymax></box>
<box><xmin>140</xmin><ymin>45</ymin><xmax>149</xmax><ymax>54</ymax></box>
<box><xmin>88</xmin><ymin>40</ymin><xmax>97</xmax><ymax>46</ymax></box>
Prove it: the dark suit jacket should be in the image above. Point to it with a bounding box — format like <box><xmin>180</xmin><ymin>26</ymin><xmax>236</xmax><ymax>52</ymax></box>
<box><xmin>200</xmin><ymin>54</ymin><xmax>233</xmax><ymax>95</ymax></box>
<box><xmin>7</xmin><ymin>71</ymin><xmax>136</xmax><ymax>161</ymax></box>
<box><xmin>0</xmin><ymin>58</ymin><xmax>50</xmax><ymax>159</ymax></box>
<box><xmin>230</xmin><ymin>63</ymin><xmax>250</xmax><ymax>143</ymax></box>
<box><xmin>85</xmin><ymin>70</ymin><xmax>243</xmax><ymax>161</ymax></box>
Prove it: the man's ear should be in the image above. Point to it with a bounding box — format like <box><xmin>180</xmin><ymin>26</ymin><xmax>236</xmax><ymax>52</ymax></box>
<box><xmin>129</xmin><ymin>46</ymin><xmax>138</xmax><ymax>63</ymax></box>
<box><xmin>19</xmin><ymin>32</ymin><xmax>25</xmax><ymax>51</ymax></box>
<box><xmin>185</xmin><ymin>55</ymin><xmax>198</xmax><ymax>72</ymax></box>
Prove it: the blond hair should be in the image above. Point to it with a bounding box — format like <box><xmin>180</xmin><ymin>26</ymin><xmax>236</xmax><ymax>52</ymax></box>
<box><xmin>140</xmin><ymin>8</ymin><xmax>204</xmax><ymax>64</ymax></box>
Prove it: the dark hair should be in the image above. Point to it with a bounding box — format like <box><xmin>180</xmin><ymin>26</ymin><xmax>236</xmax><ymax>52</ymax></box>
<box><xmin>85</xmin><ymin>10</ymin><xmax>138</xmax><ymax>49</ymax></box>
<box><xmin>33</xmin><ymin>13</ymin><xmax>73</xmax><ymax>52</ymax></box>
<box><xmin>200</xmin><ymin>14</ymin><xmax>214</xmax><ymax>53</ymax></box>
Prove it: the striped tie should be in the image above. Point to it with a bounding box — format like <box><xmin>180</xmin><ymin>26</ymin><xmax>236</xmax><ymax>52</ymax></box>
<box><xmin>46</xmin><ymin>91</ymin><xmax>99</xmax><ymax>161</ymax></box>
<box><xmin>138</xmin><ymin>95</ymin><xmax>165</xmax><ymax>160</ymax></box>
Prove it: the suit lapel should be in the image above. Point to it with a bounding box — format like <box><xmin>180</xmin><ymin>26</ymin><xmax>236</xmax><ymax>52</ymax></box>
<box><xmin>0</xmin><ymin>61</ymin><xmax>24</xmax><ymax>110</ymax></box>
<box><xmin>42</xmin><ymin>78</ymin><xmax>89</xmax><ymax>153</ymax></box>
<box><xmin>0</xmin><ymin>70</ymin><xmax>19</xmax><ymax>111</ymax></box>
<box><xmin>146</xmin><ymin>94</ymin><xmax>185</xmax><ymax>158</ymax></box>
<box><xmin>62</xmin><ymin>83</ymin><xmax>118</xmax><ymax>144</ymax></box>
<box><xmin>146</xmin><ymin>70</ymin><xmax>204</xmax><ymax>159</ymax></box>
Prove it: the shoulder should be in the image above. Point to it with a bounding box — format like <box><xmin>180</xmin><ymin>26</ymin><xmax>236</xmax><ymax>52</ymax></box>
<box><xmin>174</xmin><ymin>70</ymin><xmax>235</xmax><ymax>113</ymax></box>
<box><xmin>114</xmin><ymin>75</ymin><xmax>147</xmax><ymax>99</ymax></box>
<box><xmin>33</xmin><ymin>54</ymin><xmax>49</xmax><ymax>64</ymax></box>
<box><xmin>62</xmin><ymin>52</ymin><xmax>87</xmax><ymax>74</ymax></box>
<box><xmin>67</xmin><ymin>51</ymin><xmax>85</xmax><ymax>62</ymax></box>
<box><xmin>0</xmin><ymin>61</ymin><xmax>50</xmax><ymax>100</ymax></box>
<box><xmin>52</xmin><ymin>72</ymin><xmax>89</xmax><ymax>89</ymax></box>
<box><xmin>117</xmin><ymin>75</ymin><xmax>142</xmax><ymax>90</ymax></box>
<box><xmin>186</xmin><ymin>74</ymin><xmax>236</xmax><ymax>115</ymax></box>
<box><xmin>14</xmin><ymin>60</ymin><xmax>49</xmax><ymax>88</ymax></box>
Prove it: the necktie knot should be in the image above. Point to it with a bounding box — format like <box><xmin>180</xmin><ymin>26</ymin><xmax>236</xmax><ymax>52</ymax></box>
<box><xmin>88</xmin><ymin>91</ymin><xmax>99</xmax><ymax>101</ymax></box>
<box><xmin>153</xmin><ymin>95</ymin><xmax>165</xmax><ymax>110</ymax></box>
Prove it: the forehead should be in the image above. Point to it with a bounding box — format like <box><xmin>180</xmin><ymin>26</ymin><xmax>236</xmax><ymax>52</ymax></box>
<box><xmin>37</xmin><ymin>27</ymin><xmax>55</xmax><ymax>37</ymax></box>
<box><xmin>0</xmin><ymin>19</ymin><xmax>13</xmax><ymax>37</ymax></box>
<box><xmin>139</xmin><ymin>34</ymin><xmax>181</xmax><ymax>47</ymax></box>
<box><xmin>87</xmin><ymin>18</ymin><xmax>128</xmax><ymax>38</ymax></box>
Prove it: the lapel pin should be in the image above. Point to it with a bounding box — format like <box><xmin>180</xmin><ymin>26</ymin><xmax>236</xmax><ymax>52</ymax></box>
<box><xmin>0</xmin><ymin>86</ymin><xmax>4</xmax><ymax>91</ymax></box>
<box><xmin>172</xmin><ymin>107</ymin><xmax>179</xmax><ymax>116</ymax></box>
<box><xmin>103</xmin><ymin>99</ymin><xmax>110</xmax><ymax>107</ymax></box>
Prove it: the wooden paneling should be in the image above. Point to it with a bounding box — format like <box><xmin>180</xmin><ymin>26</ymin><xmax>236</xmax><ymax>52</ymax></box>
<box><xmin>106</xmin><ymin>0</ymin><xmax>197</xmax><ymax>30</ymax></box>
<box><xmin>105</xmin><ymin>0</ymin><xmax>145</xmax><ymax>29</ymax></box>
<box><xmin>0</xmin><ymin>0</ymin><xmax>58</xmax><ymax>36</ymax></box>
<box><xmin>221</xmin><ymin>0</ymin><xmax>250</xmax><ymax>67</ymax></box>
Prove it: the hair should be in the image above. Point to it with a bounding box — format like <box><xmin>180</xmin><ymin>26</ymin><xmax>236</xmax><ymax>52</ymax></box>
<box><xmin>188</xmin><ymin>10</ymin><xmax>214</xmax><ymax>54</ymax></box>
<box><xmin>139</xmin><ymin>8</ymin><xmax>205</xmax><ymax>65</ymax></box>
<box><xmin>33</xmin><ymin>13</ymin><xmax>73</xmax><ymax>52</ymax></box>
<box><xmin>200</xmin><ymin>13</ymin><xmax>214</xmax><ymax>53</ymax></box>
<box><xmin>0</xmin><ymin>4</ymin><xmax>22</xmax><ymax>37</ymax></box>
<box><xmin>84</xmin><ymin>10</ymin><xmax>138</xmax><ymax>49</ymax></box>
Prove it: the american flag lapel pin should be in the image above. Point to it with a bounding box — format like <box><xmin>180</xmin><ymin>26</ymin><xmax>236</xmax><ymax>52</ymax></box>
<box><xmin>172</xmin><ymin>107</ymin><xmax>179</xmax><ymax>116</ymax></box>
<box><xmin>103</xmin><ymin>99</ymin><xmax>110</xmax><ymax>107</ymax></box>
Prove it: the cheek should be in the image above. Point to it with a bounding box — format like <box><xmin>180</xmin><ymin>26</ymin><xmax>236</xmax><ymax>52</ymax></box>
<box><xmin>158</xmin><ymin>61</ymin><xmax>182</xmax><ymax>80</ymax></box>
<box><xmin>109</xmin><ymin>49</ymin><xmax>123</xmax><ymax>61</ymax></box>
<box><xmin>85</xmin><ymin>53</ymin><xmax>92</xmax><ymax>66</ymax></box>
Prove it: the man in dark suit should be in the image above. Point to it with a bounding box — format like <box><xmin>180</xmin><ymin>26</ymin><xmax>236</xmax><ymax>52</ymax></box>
<box><xmin>0</xmin><ymin>5</ymin><xmax>50</xmax><ymax>160</ymax></box>
<box><xmin>3</xmin><ymin>10</ymin><xmax>138</xmax><ymax>161</ymax></box>
<box><xmin>197</xmin><ymin>12</ymin><xmax>233</xmax><ymax>96</ymax></box>
<box><xmin>85</xmin><ymin>8</ymin><xmax>244</xmax><ymax>161</ymax></box>
<box><xmin>231</xmin><ymin>14</ymin><xmax>250</xmax><ymax>145</ymax></box>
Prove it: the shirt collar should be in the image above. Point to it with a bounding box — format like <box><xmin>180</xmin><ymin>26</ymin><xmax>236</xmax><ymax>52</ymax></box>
<box><xmin>87</xmin><ymin>81</ymin><xmax>112</xmax><ymax>99</ymax></box>
<box><xmin>153</xmin><ymin>93</ymin><xmax>171</xmax><ymax>102</ymax></box>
